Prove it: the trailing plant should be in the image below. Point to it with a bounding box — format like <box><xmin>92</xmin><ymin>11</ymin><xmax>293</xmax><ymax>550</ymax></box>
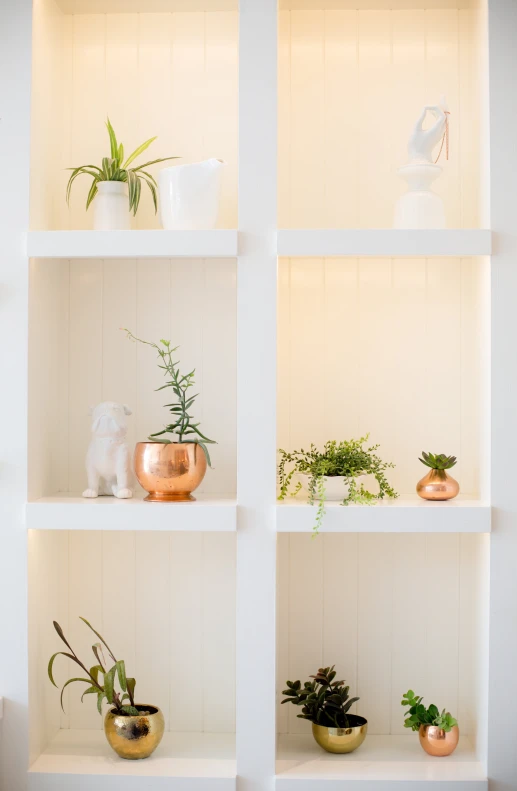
<box><xmin>122</xmin><ymin>330</ymin><xmax>215</xmax><ymax>465</ymax></box>
<box><xmin>401</xmin><ymin>690</ymin><xmax>458</xmax><ymax>732</ymax></box>
<box><xmin>48</xmin><ymin>618</ymin><xmax>140</xmax><ymax>716</ymax></box>
<box><xmin>278</xmin><ymin>435</ymin><xmax>398</xmax><ymax>535</ymax></box>
<box><xmin>66</xmin><ymin>118</ymin><xmax>178</xmax><ymax>215</ymax></box>
<box><xmin>419</xmin><ymin>452</ymin><xmax>457</xmax><ymax>471</ymax></box>
<box><xmin>281</xmin><ymin>666</ymin><xmax>360</xmax><ymax>729</ymax></box>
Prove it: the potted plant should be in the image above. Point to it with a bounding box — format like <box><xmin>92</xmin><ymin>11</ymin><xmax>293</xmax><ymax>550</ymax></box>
<box><xmin>66</xmin><ymin>118</ymin><xmax>178</xmax><ymax>230</ymax></box>
<box><xmin>282</xmin><ymin>666</ymin><xmax>367</xmax><ymax>754</ymax></box>
<box><xmin>401</xmin><ymin>690</ymin><xmax>459</xmax><ymax>756</ymax></box>
<box><xmin>123</xmin><ymin>330</ymin><xmax>215</xmax><ymax>501</ymax></box>
<box><xmin>278</xmin><ymin>435</ymin><xmax>398</xmax><ymax>534</ymax></box>
<box><xmin>48</xmin><ymin>618</ymin><xmax>164</xmax><ymax>760</ymax></box>
<box><xmin>416</xmin><ymin>452</ymin><xmax>459</xmax><ymax>500</ymax></box>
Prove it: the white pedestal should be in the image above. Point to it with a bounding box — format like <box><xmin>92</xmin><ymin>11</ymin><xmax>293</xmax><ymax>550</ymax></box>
<box><xmin>394</xmin><ymin>163</ymin><xmax>446</xmax><ymax>229</ymax></box>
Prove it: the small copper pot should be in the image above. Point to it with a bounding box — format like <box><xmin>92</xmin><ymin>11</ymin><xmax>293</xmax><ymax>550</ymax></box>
<box><xmin>104</xmin><ymin>704</ymin><xmax>164</xmax><ymax>759</ymax></box>
<box><xmin>416</xmin><ymin>469</ymin><xmax>459</xmax><ymax>501</ymax></box>
<box><xmin>419</xmin><ymin>724</ymin><xmax>459</xmax><ymax>756</ymax></box>
<box><xmin>134</xmin><ymin>441</ymin><xmax>207</xmax><ymax>502</ymax></box>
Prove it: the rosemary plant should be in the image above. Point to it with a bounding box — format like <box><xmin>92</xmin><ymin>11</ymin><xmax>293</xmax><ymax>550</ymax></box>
<box><xmin>123</xmin><ymin>330</ymin><xmax>215</xmax><ymax>465</ymax></box>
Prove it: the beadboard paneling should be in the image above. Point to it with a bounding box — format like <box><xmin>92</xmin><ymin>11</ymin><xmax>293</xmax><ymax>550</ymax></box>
<box><xmin>278</xmin><ymin>8</ymin><xmax>483</xmax><ymax>229</ymax></box>
<box><xmin>29</xmin><ymin>530</ymin><xmax>236</xmax><ymax>741</ymax></box>
<box><xmin>277</xmin><ymin>532</ymin><xmax>487</xmax><ymax>750</ymax></box>
<box><xmin>30</xmin><ymin>2</ymin><xmax>238</xmax><ymax>230</ymax></box>
<box><xmin>28</xmin><ymin>258</ymin><xmax>237</xmax><ymax>498</ymax></box>
<box><xmin>277</xmin><ymin>257</ymin><xmax>487</xmax><ymax>498</ymax></box>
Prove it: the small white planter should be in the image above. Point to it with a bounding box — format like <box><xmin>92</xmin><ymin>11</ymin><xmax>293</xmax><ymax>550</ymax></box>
<box><xmin>295</xmin><ymin>473</ymin><xmax>367</xmax><ymax>501</ymax></box>
<box><xmin>159</xmin><ymin>159</ymin><xmax>225</xmax><ymax>230</ymax></box>
<box><xmin>93</xmin><ymin>181</ymin><xmax>131</xmax><ymax>231</ymax></box>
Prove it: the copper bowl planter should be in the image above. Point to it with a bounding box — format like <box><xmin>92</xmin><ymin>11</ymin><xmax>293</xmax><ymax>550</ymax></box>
<box><xmin>134</xmin><ymin>441</ymin><xmax>207</xmax><ymax>502</ymax></box>
<box><xmin>416</xmin><ymin>469</ymin><xmax>459</xmax><ymax>501</ymax></box>
<box><xmin>312</xmin><ymin>716</ymin><xmax>368</xmax><ymax>754</ymax></box>
<box><xmin>104</xmin><ymin>705</ymin><xmax>165</xmax><ymax>759</ymax></box>
<box><xmin>419</xmin><ymin>724</ymin><xmax>459</xmax><ymax>757</ymax></box>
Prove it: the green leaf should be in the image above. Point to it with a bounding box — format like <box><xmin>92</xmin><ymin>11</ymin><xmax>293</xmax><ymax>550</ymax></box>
<box><xmin>131</xmin><ymin>156</ymin><xmax>179</xmax><ymax>172</ymax></box>
<box><xmin>60</xmin><ymin>678</ymin><xmax>92</xmax><ymax>713</ymax></box>
<box><xmin>53</xmin><ymin>621</ymin><xmax>74</xmax><ymax>652</ymax></box>
<box><xmin>106</xmin><ymin>118</ymin><xmax>119</xmax><ymax>160</ymax></box>
<box><xmin>126</xmin><ymin>677</ymin><xmax>136</xmax><ymax>705</ymax></box>
<box><xmin>89</xmin><ymin>665</ymin><xmax>104</xmax><ymax>684</ymax></box>
<box><xmin>116</xmin><ymin>660</ymin><xmax>127</xmax><ymax>692</ymax></box>
<box><xmin>79</xmin><ymin>618</ymin><xmax>116</xmax><ymax>662</ymax></box>
<box><xmin>85</xmin><ymin>180</ymin><xmax>98</xmax><ymax>211</ymax></box>
<box><xmin>48</xmin><ymin>651</ymin><xmax>77</xmax><ymax>687</ymax></box>
<box><xmin>97</xmin><ymin>691</ymin><xmax>104</xmax><ymax>715</ymax></box>
<box><xmin>120</xmin><ymin>705</ymin><xmax>140</xmax><ymax>716</ymax></box>
<box><xmin>123</xmin><ymin>137</ymin><xmax>157</xmax><ymax>169</ymax></box>
<box><xmin>81</xmin><ymin>685</ymin><xmax>101</xmax><ymax>703</ymax></box>
<box><xmin>104</xmin><ymin>666</ymin><xmax>116</xmax><ymax>704</ymax></box>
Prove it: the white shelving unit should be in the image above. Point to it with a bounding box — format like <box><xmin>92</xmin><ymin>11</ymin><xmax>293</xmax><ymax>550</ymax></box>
<box><xmin>2</xmin><ymin>1</ymin><xmax>517</xmax><ymax>791</ymax></box>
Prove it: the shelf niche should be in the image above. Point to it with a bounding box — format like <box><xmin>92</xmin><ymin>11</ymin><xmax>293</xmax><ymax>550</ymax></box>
<box><xmin>28</xmin><ymin>529</ymin><xmax>236</xmax><ymax>786</ymax></box>
<box><xmin>30</xmin><ymin>0</ymin><xmax>238</xmax><ymax>231</ymax></box>
<box><xmin>28</xmin><ymin>257</ymin><xmax>237</xmax><ymax>504</ymax></box>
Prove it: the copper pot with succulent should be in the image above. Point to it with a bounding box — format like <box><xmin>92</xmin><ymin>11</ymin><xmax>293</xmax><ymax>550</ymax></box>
<box><xmin>282</xmin><ymin>666</ymin><xmax>367</xmax><ymax>754</ymax></box>
<box><xmin>416</xmin><ymin>452</ymin><xmax>459</xmax><ymax>501</ymax></box>
<box><xmin>48</xmin><ymin>618</ymin><xmax>164</xmax><ymax>759</ymax></box>
<box><xmin>123</xmin><ymin>329</ymin><xmax>215</xmax><ymax>501</ymax></box>
<box><xmin>402</xmin><ymin>690</ymin><xmax>459</xmax><ymax>757</ymax></box>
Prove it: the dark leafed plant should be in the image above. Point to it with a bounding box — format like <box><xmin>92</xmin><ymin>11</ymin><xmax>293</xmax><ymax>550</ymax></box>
<box><xmin>48</xmin><ymin>618</ymin><xmax>139</xmax><ymax>716</ymax></box>
<box><xmin>401</xmin><ymin>690</ymin><xmax>458</xmax><ymax>732</ymax></box>
<box><xmin>281</xmin><ymin>666</ymin><xmax>360</xmax><ymax>728</ymax></box>
<box><xmin>66</xmin><ymin>118</ymin><xmax>178</xmax><ymax>215</ymax></box>
<box><xmin>278</xmin><ymin>435</ymin><xmax>398</xmax><ymax>535</ymax></box>
<box><xmin>122</xmin><ymin>329</ymin><xmax>216</xmax><ymax>466</ymax></box>
<box><xmin>419</xmin><ymin>452</ymin><xmax>457</xmax><ymax>471</ymax></box>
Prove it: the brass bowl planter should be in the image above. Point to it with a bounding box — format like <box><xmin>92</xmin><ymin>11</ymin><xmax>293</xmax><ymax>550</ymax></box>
<box><xmin>134</xmin><ymin>441</ymin><xmax>207</xmax><ymax>502</ymax></box>
<box><xmin>419</xmin><ymin>723</ymin><xmax>459</xmax><ymax>757</ymax></box>
<box><xmin>105</xmin><ymin>704</ymin><xmax>165</xmax><ymax>760</ymax></box>
<box><xmin>312</xmin><ymin>716</ymin><xmax>368</xmax><ymax>754</ymax></box>
<box><xmin>416</xmin><ymin>469</ymin><xmax>459</xmax><ymax>501</ymax></box>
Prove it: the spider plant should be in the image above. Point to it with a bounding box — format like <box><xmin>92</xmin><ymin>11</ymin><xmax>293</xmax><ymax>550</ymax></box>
<box><xmin>66</xmin><ymin>118</ymin><xmax>179</xmax><ymax>215</ymax></box>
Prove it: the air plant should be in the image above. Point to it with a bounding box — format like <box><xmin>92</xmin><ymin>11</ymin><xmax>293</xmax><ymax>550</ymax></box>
<box><xmin>48</xmin><ymin>618</ymin><xmax>140</xmax><ymax>716</ymax></box>
<box><xmin>282</xmin><ymin>666</ymin><xmax>361</xmax><ymax>729</ymax></box>
<box><xmin>122</xmin><ymin>330</ymin><xmax>216</xmax><ymax>466</ymax></box>
<box><xmin>401</xmin><ymin>690</ymin><xmax>458</xmax><ymax>733</ymax></box>
<box><xmin>66</xmin><ymin>118</ymin><xmax>178</xmax><ymax>215</ymax></box>
<box><xmin>419</xmin><ymin>452</ymin><xmax>457</xmax><ymax>470</ymax></box>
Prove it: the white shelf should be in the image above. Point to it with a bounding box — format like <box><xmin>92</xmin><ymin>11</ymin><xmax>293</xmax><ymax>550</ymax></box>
<box><xmin>276</xmin><ymin>734</ymin><xmax>487</xmax><ymax>790</ymax></box>
<box><xmin>27</xmin><ymin>230</ymin><xmax>238</xmax><ymax>259</ymax></box>
<box><xmin>29</xmin><ymin>730</ymin><xmax>236</xmax><ymax>791</ymax></box>
<box><xmin>276</xmin><ymin>498</ymin><xmax>491</xmax><ymax>533</ymax></box>
<box><xmin>277</xmin><ymin>229</ymin><xmax>492</xmax><ymax>258</ymax></box>
<box><xmin>26</xmin><ymin>493</ymin><xmax>237</xmax><ymax>531</ymax></box>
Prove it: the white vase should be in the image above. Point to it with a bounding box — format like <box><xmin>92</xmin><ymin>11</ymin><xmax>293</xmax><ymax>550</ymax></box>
<box><xmin>394</xmin><ymin>163</ymin><xmax>446</xmax><ymax>229</ymax></box>
<box><xmin>93</xmin><ymin>182</ymin><xmax>131</xmax><ymax>231</ymax></box>
<box><xmin>295</xmin><ymin>473</ymin><xmax>367</xmax><ymax>501</ymax></box>
<box><xmin>158</xmin><ymin>159</ymin><xmax>225</xmax><ymax>230</ymax></box>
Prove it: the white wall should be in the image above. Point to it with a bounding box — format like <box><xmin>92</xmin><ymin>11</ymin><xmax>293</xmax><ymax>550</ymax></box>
<box><xmin>30</xmin><ymin>1</ymin><xmax>238</xmax><ymax>230</ymax></box>
<box><xmin>277</xmin><ymin>531</ymin><xmax>488</xmax><ymax>757</ymax></box>
<box><xmin>29</xmin><ymin>529</ymin><xmax>236</xmax><ymax>752</ymax></box>
<box><xmin>278</xmin><ymin>256</ymin><xmax>488</xmax><ymax>498</ymax></box>
<box><xmin>29</xmin><ymin>258</ymin><xmax>237</xmax><ymax>498</ymax></box>
<box><xmin>278</xmin><ymin>7</ymin><xmax>482</xmax><ymax>229</ymax></box>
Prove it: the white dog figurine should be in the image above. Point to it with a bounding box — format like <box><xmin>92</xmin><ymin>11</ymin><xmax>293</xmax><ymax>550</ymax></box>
<box><xmin>82</xmin><ymin>402</ymin><xmax>133</xmax><ymax>499</ymax></box>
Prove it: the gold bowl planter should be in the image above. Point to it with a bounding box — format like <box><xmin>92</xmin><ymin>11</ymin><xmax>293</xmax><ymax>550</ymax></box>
<box><xmin>416</xmin><ymin>469</ymin><xmax>459</xmax><ymax>501</ymax></box>
<box><xmin>104</xmin><ymin>705</ymin><xmax>165</xmax><ymax>760</ymax></box>
<box><xmin>312</xmin><ymin>717</ymin><xmax>368</xmax><ymax>754</ymax></box>
<box><xmin>134</xmin><ymin>441</ymin><xmax>207</xmax><ymax>502</ymax></box>
<box><xmin>419</xmin><ymin>724</ymin><xmax>459</xmax><ymax>757</ymax></box>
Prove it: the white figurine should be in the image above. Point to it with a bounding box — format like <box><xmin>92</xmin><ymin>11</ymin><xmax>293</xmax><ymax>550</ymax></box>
<box><xmin>82</xmin><ymin>402</ymin><xmax>133</xmax><ymax>499</ymax></box>
<box><xmin>407</xmin><ymin>103</ymin><xmax>448</xmax><ymax>164</ymax></box>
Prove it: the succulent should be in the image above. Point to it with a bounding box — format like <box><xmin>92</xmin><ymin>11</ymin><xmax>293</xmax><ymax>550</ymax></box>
<box><xmin>419</xmin><ymin>452</ymin><xmax>457</xmax><ymax>470</ymax></box>
<box><xmin>48</xmin><ymin>618</ymin><xmax>139</xmax><ymax>716</ymax></box>
<box><xmin>66</xmin><ymin>118</ymin><xmax>178</xmax><ymax>215</ymax></box>
<box><xmin>278</xmin><ymin>435</ymin><xmax>398</xmax><ymax>535</ymax></box>
<box><xmin>281</xmin><ymin>665</ymin><xmax>360</xmax><ymax>728</ymax></box>
<box><xmin>401</xmin><ymin>690</ymin><xmax>458</xmax><ymax>733</ymax></box>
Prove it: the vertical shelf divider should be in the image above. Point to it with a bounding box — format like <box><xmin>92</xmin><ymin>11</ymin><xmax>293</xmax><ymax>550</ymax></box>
<box><xmin>236</xmin><ymin>1</ymin><xmax>278</xmax><ymax>790</ymax></box>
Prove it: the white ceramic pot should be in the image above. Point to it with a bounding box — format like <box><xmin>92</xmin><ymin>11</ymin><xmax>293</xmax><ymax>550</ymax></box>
<box><xmin>296</xmin><ymin>473</ymin><xmax>367</xmax><ymax>501</ymax></box>
<box><xmin>159</xmin><ymin>159</ymin><xmax>225</xmax><ymax>230</ymax></box>
<box><xmin>394</xmin><ymin>163</ymin><xmax>446</xmax><ymax>229</ymax></box>
<box><xmin>93</xmin><ymin>182</ymin><xmax>131</xmax><ymax>231</ymax></box>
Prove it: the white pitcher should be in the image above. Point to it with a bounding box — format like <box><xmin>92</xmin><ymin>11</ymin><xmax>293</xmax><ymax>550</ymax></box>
<box><xmin>158</xmin><ymin>159</ymin><xmax>225</xmax><ymax>230</ymax></box>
